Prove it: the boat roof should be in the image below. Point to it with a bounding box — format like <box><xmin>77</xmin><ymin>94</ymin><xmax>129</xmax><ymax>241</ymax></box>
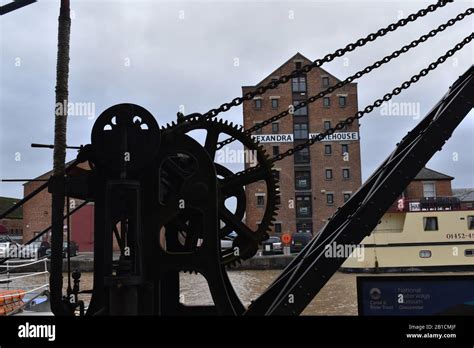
<box><xmin>414</xmin><ymin>167</ymin><xmax>454</xmax><ymax>181</ymax></box>
<box><xmin>452</xmin><ymin>188</ymin><xmax>474</xmax><ymax>202</ymax></box>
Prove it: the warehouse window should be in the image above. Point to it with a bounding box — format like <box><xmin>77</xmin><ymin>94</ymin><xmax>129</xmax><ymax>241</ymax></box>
<box><xmin>322</xmin><ymin>77</ymin><xmax>330</xmax><ymax>87</ymax></box>
<box><xmin>254</xmin><ymin>122</ymin><xmax>262</xmax><ymax>134</ymax></box>
<box><xmin>342</xmin><ymin>144</ymin><xmax>349</xmax><ymax>154</ymax></box>
<box><xmin>296</xmin><ymin>195</ymin><xmax>312</xmax><ymax>218</ymax></box>
<box><xmin>324</xmin><ymin>121</ymin><xmax>331</xmax><ymax>130</ymax></box>
<box><xmin>275</xmin><ymin>223</ymin><xmax>282</xmax><ymax>234</ymax></box>
<box><xmin>423</xmin><ymin>217</ymin><xmax>438</xmax><ymax>231</ymax></box>
<box><xmin>272</xmin><ymin>146</ymin><xmax>279</xmax><ymax>156</ymax></box>
<box><xmin>342</xmin><ymin>168</ymin><xmax>350</xmax><ymax>179</ymax></box>
<box><xmin>326</xmin><ymin>193</ymin><xmax>334</xmax><ymax>205</ymax></box>
<box><xmin>294</xmin><ymin>147</ymin><xmax>310</xmax><ymax>163</ymax></box>
<box><xmin>294</xmin><ymin>123</ymin><xmax>309</xmax><ymax>139</ymax></box>
<box><xmin>296</xmin><ymin>222</ymin><xmax>313</xmax><ymax>234</ymax></box>
<box><xmin>323</xmin><ymin>97</ymin><xmax>330</xmax><ymax>107</ymax></box>
<box><xmin>292</xmin><ymin>76</ymin><xmax>306</xmax><ymax>92</ymax></box>
<box><xmin>324</xmin><ymin>144</ymin><xmax>332</xmax><ymax>155</ymax></box>
<box><xmin>295</xmin><ymin>171</ymin><xmax>311</xmax><ymax>190</ymax></box>
<box><xmin>254</xmin><ymin>99</ymin><xmax>262</xmax><ymax>109</ymax></box>
<box><xmin>257</xmin><ymin>195</ymin><xmax>265</xmax><ymax>206</ymax></box>
<box><xmin>339</xmin><ymin>96</ymin><xmax>347</xmax><ymax>107</ymax></box>
<box><xmin>325</xmin><ymin>169</ymin><xmax>333</xmax><ymax>180</ymax></box>
<box><xmin>272</xmin><ymin>122</ymin><xmax>279</xmax><ymax>133</ymax></box>
<box><xmin>343</xmin><ymin>193</ymin><xmax>351</xmax><ymax>202</ymax></box>
<box><xmin>339</xmin><ymin>120</ymin><xmax>349</xmax><ymax>131</ymax></box>
<box><xmin>271</xmin><ymin>98</ymin><xmax>279</xmax><ymax>109</ymax></box>
<box><xmin>293</xmin><ymin>101</ymin><xmax>308</xmax><ymax>116</ymax></box>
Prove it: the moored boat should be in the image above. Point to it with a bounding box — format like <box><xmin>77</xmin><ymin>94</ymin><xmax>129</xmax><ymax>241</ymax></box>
<box><xmin>341</xmin><ymin>168</ymin><xmax>474</xmax><ymax>272</ymax></box>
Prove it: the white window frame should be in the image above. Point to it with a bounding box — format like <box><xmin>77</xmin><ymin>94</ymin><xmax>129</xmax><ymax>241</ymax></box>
<box><xmin>422</xmin><ymin>181</ymin><xmax>436</xmax><ymax>198</ymax></box>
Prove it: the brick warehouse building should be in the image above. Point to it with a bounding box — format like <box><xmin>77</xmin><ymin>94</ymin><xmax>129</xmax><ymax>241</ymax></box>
<box><xmin>243</xmin><ymin>53</ymin><xmax>362</xmax><ymax>236</ymax></box>
<box><xmin>21</xmin><ymin>52</ymin><xmax>362</xmax><ymax>247</ymax></box>
<box><xmin>0</xmin><ymin>196</ymin><xmax>23</xmax><ymax>242</ymax></box>
<box><xmin>22</xmin><ymin>162</ymin><xmax>96</xmax><ymax>251</ymax></box>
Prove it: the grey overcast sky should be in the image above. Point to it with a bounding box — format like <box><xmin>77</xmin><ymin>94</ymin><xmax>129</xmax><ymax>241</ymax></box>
<box><xmin>0</xmin><ymin>0</ymin><xmax>473</xmax><ymax>199</ymax></box>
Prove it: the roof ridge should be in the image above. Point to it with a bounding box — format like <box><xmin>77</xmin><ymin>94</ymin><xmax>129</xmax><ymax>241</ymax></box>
<box><xmin>414</xmin><ymin>167</ymin><xmax>454</xmax><ymax>180</ymax></box>
<box><xmin>243</xmin><ymin>52</ymin><xmax>348</xmax><ymax>88</ymax></box>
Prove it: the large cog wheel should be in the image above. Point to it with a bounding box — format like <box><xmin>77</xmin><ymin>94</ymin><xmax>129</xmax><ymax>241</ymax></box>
<box><xmin>162</xmin><ymin>117</ymin><xmax>280</xmax><ymax>266</ymax></box>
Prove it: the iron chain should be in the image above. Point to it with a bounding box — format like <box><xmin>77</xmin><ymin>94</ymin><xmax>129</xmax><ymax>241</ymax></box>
<box><xmin>216</xmin><ymin>7</ymin><xmax>471</xmax><ymax>148</ymax></box>
<box><xmin>228</xmin><ymin>33</ymin><xmax>473</xmax><ymax>180</ymax></box>
<box><xmin>268</xmin><ymin>34</ymin><xmax>474</xmax><ymax>164</ymax></box>
<box><xmin>197</xmin><ymin>0</ymin><xmax>452</xmax><ymax>124</ymax></box>
<box><xmin>164</xmin><ymin>0</ymin><xmax>452</xmax><ymax>135</ymax></box>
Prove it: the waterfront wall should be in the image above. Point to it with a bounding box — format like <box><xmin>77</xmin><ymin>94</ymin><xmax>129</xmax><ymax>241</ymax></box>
<box><xmin>6</xmin><ymin>254</ymin><xmax>296</xmax><ymax>273</ymax></box>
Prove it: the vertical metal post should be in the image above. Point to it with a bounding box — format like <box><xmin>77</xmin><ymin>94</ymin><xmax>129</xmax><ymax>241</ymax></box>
<box><xmin>6</xmin><ymin>261</ymin><xmax>10</xmax><ymax>290</ymax></box>
<box><xmin>50</xmin><ymin>0</ymin><xmax>72</xmax><ymax>316</ymax></box>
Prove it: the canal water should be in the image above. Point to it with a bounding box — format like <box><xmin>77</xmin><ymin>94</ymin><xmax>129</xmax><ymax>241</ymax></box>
<box><xmin>180</xmin><ymin>270</ymin><xmax>359</xmax><ymax>315</ymax></box>
<box><xmin>12</xmin><ymin>270</ymin><xmax>474</xmax><ymax>315</ymax></box>
<box><xmin>61</xmin><ymin>270</ymin><xmax>474</xmax><ymax>315</ymax></box>
<box><xmin>66</xmin><ymin>270</ymin><xmax>358</xmax><ymax>315</ymax></box>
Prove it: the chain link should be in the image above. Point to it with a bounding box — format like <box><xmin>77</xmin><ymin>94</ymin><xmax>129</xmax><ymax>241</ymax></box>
<box><xmin>230</xmin><ymin>33</ymin><xmax>473</xmax><ymax>180</ymax></box>
<box><xmin>217</xmin><ymin>6</ymin><xmax>471</xmax><ymax>148</ymax></box>
<box><xmin>193</xmin><ymin>0</ymin><xmax>453</xmax><ymax>124</ymax></box>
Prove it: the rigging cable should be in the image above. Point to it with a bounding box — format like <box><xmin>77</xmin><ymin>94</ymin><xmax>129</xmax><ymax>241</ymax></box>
<box><xmin>217</xmin><ymin>7</ymin><xmax>473</xmax><ymax>148</ymax></box>
<box><xmin>179</xmin><ymin>0</ymin><xmax>453</xmax><ymax>124</ymax></box>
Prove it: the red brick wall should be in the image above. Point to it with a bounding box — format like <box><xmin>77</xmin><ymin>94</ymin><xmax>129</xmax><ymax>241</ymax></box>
<box><xmin>404</xmin><ymin>180</ymin><xmax>453</xmax><ymax>199</ymax></box>
<box><xmin>22</xmin><ymin>162</ymin><xmax>90</xmax><ymax>243</ymax></box>
<box><xmin>0</xmin><ymin>218</ymin><xmax>23</xmax><ymax>237</ymax></box>
<box><xmin>23</xmin><ymin>162</ymin><xmax>121</xmax><ymax>251</ymax></box>
<box><xmin>243</xmin><ymin>54</ymin><xmax>362</xmax><ymax>236</ymax></box>
<box><xmin>23</xmin><ymin>176</ymin><xmax>55</xmax><ymax>242</ymax></box>
<box><xmin>71</xmin><ymin>203</ymin><xmax>94</xmax><ymax>252</ymax></box>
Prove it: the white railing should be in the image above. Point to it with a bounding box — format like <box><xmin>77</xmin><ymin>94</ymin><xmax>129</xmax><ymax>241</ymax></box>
<box><xmin>0</xmin><ymin>258</ymin><xmax>49</xmax><ymax>292</ymax></box>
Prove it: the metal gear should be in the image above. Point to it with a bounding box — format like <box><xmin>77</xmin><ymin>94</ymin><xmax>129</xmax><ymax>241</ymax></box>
<box><xmin>161</xmin><ymin>117</ymin><xmax>280</xmax><ymax>266</ymax></box>
<box><xmin>91</xmin><ymin>103</ymin><xmax>161</xmax><ymax>176</ymax></box>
